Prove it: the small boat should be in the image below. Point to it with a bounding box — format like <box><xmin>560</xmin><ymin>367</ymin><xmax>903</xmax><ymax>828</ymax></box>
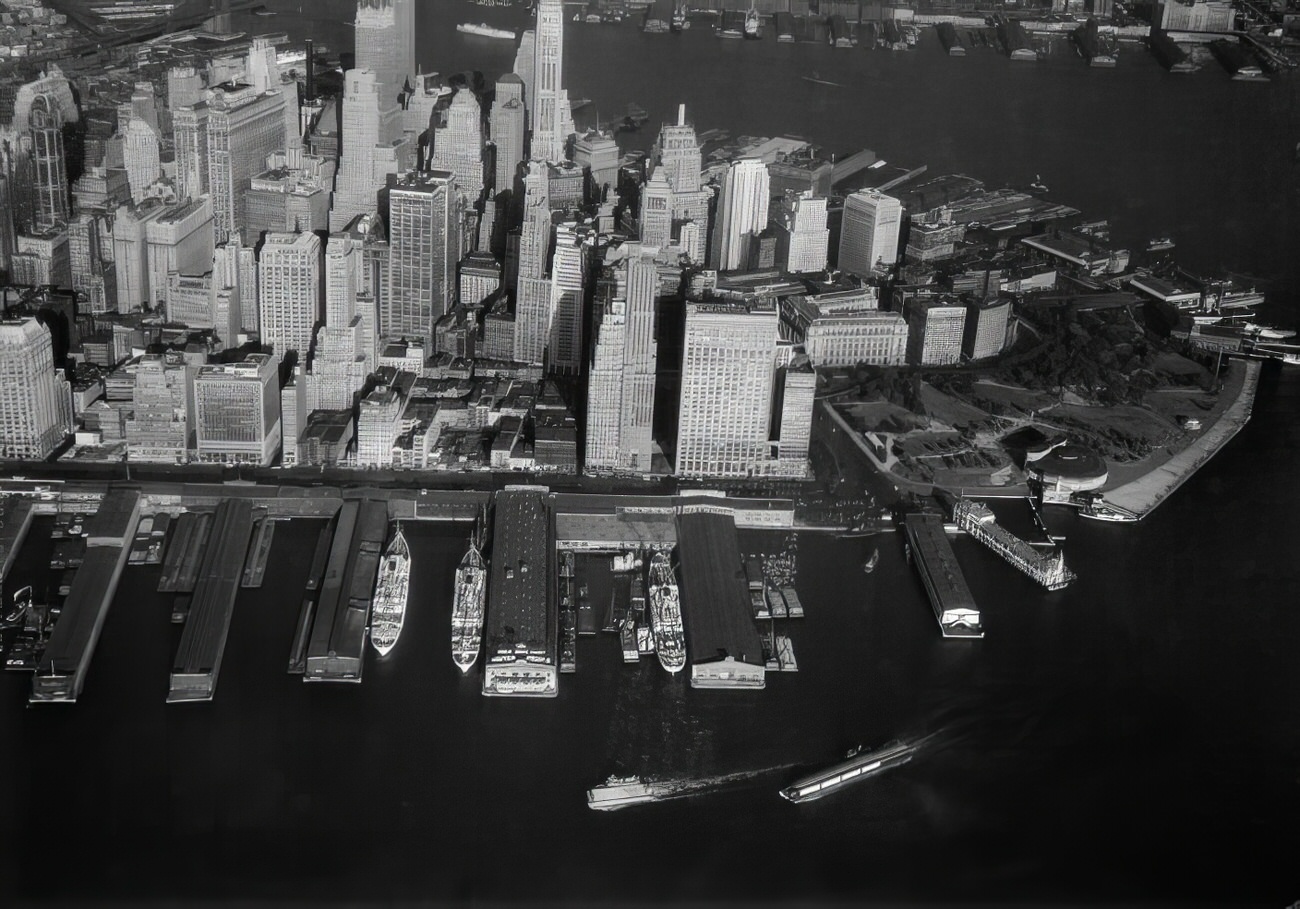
<box><xmin>369</xmin><ymin>524</ymin><xmax>411</xmax><ymax>656</ymax></box>
<box><xmin>587</xmin><ymin>775</ymin><xmax>684</xmax><ymax>811</ymax></box>
<box><xmin>2</xmin><ymin>586</ymin><xmax>32</xmax><ymax>628</ymax></box>
<box><xmin>801</xmin><ymin>71</ymin><xmax>842</xmax><ymax>87</ymax></box>
<box><xmin>863</xmin><ymin>548</ymin><xmax>879</xmax><ymax>574</ymax></box>
<box><xmin>1147</xmin><ymin>237</ymin><xmax>1176</xmax><ymax>252</ymax></box>
<box><xmin>717</xmin><ymin>26</ymin><xmax>743</xmax><ymax>39</ymax></box>
<box><xmin>1028</xmin><ymin>174</ymin><xmax>1049</xmax><ymax>193</ymax></box>
<box><xmin>743</xmin><ymin>5</ymin><xmax>761</xmax><ymax>39</ymax></box>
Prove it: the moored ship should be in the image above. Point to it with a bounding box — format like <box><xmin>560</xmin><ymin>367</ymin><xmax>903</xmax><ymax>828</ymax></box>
<box><xmin>647</xmin><ymin>552</ymin><xmax>685</xmax><ymax>673</ymax></box>
<box><xmin>779</xmin><ymin>741</ymin><xmax>915</xmax><ymax>803</ymax></box>
<box><xmin>456</xmin><ymin>22</ymin><xmax>516</xmax><ymax>40</ymax></box>
<box><xmin>451</xmin><ymin>541</ymin><xmax>487</xmax><ymax>673</ymax></box>
<box><xmin>369</xmin><ymin>524</ymin><xmax>410</xmax><ymax>656</ymax></box>
<box><xmin>743</xmin><ymin>5</ymin><xmax>761</xmax><ymax>39</ymax></box>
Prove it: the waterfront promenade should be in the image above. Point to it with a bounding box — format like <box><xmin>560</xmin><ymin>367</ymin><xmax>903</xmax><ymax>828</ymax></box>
<box><xmin>1101</xmin><ymin>359</ymin><xmax>1261</xmax><ymax>519</ymax></box>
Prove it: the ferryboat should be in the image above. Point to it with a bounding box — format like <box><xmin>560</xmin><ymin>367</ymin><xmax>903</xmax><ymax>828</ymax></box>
<box><xmin>779</xmin><ymin>741</ymin><xmax>915</xmax><ymax>803</ymax></box>
<box><xmin>648</xmin><ymin>552</ymin><xmax>685</xmax><ymax>673</ymax></box>
<box><xmin>369</xmin><ymin>523</ymin><xmax>411</xmax><ymax>656</ymax></box>
<box><xmin>451</xmin><ymin>541</ymin><xmax>487</xmax><ymax>672</ymax></box>
<box><xmin>456</xmin><ymin>22</ymin><xmax>516</xmax><ymax>40</ymax></box>
<box><xmin>587</xmin><ymin>775</ymin><xmax>684</xmax><ymax>810</ymax></box>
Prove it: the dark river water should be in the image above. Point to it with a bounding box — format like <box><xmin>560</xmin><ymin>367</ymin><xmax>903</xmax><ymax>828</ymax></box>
<box><xmin>1</xmin><ymin>3</ymin><xmax>1298</xmax><ymax>904</ymax></box>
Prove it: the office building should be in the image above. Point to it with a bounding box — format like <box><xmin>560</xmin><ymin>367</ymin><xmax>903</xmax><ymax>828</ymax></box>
<box><xmin>490</xmin><ymin>75</ymin><xmax>527</xmax><ymax>193</ymax></box>
<box><xmin>193</xmin><ymin>353</ymin><xmax>280</xmax><ymax>465</ymax></box>
<box><xmin>258</xmin><ymin>231</ymin><xmax>323</xmax><ymax>359</ymax></box>
<box><xmin>639</xmin><ymin>169</ymin><xmax>673</xmax><ymax>251</ymax></box>
<box><xmin>206</xmin><ymin>83</ymin><xmax>287</xmax><ymax>242</ymax></box>
<box><xmin>0</xmin><ymin>318</ymin><xmax>69</xmax><ymax>459</ymax></box>
<box><xmin>354</xmin><ymin>0</ymin><xmax>415</xmax><ymax>112</ymax></box>
<box><xmin>514</xmin><ymin>163</ymin><xmax>553</xmax><ymax>365</ymax></box>
<box><xmin>963</xmin><ymin>297</ymin><xmax>1013</xmax><ymax>362</ymax></box>
<box><xmin>774</xmin><ymin>190</ymin><xmax>829</xmax><ymax>275</ymax></box>
<box><xmin>548</xmin><ymin>220</ymin><xmax>591</xmax><ymax>375</ymax></box>
<box><xmin>779</xmin><ymin>290</ymin><xmax>907</xmax><ymax>368</ymax></box>
<box><xmin>172</xmin><ymin>102</ymin><xmax>209</xmax><ymax>200</ymax></box>
<box><xmin>710</xmin><ymin>158</ymin><xmax>770</xmax><ymax>272</ymax></box>
<box><xmin>30</xmin><ymin>95</ymin><xmax>70</xmax><ymax>232</ymax></box>
<box><xmin>384</xmin><ymin>169</ymin><xmax>461</xmax><ymax>345</ymax></box>
<box><xmin>676</xmin><ymin>300</ymin><xmax>779</xmax><ymax>478</ymax></box>
<box><xmin>585</xmin><ymin>246</ymin><xmax>658</xmax><ymax>474</ymax></box>
<box><xmin>572</xmin><ymin>129</ymin><xmax>619</xmax><ymax>199</ymax></box>
<box><xmin>124</xmin><ymin>351</ymin><xmax>190</xmax><ymax>463</ymax></box>
<box><xmin>123</xmin><ymin>117</ymin><xmax>162</xmax><ymax>203</ymax></box>
<box><xmin>329</xmin><ymin>68</ymin><xmax>407</xmax><ymax>231</ymax></box>
<box><xmin>145</xmin><ymin>198</ymin><xmax>215</xmax><ymax>308</ymax></box>
<box><xmin>460</xmin><ymin>251</ymin><xmax>502</xmax><ymax>308</ymax></box>
<box><xmin>906</xmin><ymin>295</ymin><xmax>967</xmax><ymax>366</ymax></box>
<box><xmin>839</xmin><ymin>189</ymin><xmax>903</xmax><ymax>276</ymax></box>
<box><xmin>530</xmin><ymin>0</ymin><xmax>575</xmax><ymax>164</ymax></box>
<box><xmin>431</xmin><ymin>89</ymin><xmax>485</xmax><ymax>205</ymax></box>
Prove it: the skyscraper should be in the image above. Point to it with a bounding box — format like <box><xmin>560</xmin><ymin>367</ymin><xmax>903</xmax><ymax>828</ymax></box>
<box><xmin>173</xmin><ymin>102</ymin><xmax>210</xmax><ymax>200</ymax></box>
<box><xmin>206</xmin><ymin>83</ymin><xmax>287</xmax><ymax>242</ymax></box>
<box><xmin>548</xmin><ymin>220</ymin><xmax>591</xmax><ymax>375</ymax></box>
<box><xmin>193</xmin><ymin>353</ymin><xmax>281</xmax><ymax>465</ymax></box>
<box><xmin>431</xmin><ymin>89</ymin><xmax>485</xmax><ymax>205</ymax></box>
<box><xmin>258</xmin><ymin>231</ymin><xmax>323</xmax><ymax>359</ymax></box>
<box><xmin>585</xmin><ymin>246</ymin><xmax>658</xmax><ymax>474</ymax></box>
<box><xmin>531</xmin><ymin>0</ymin><xmax>574</xmax><ymax>164</ymax></box>
<box><xmin>513</xmin><ymin>163</ymin><xmax>553</xmax><ymax>365</ymax></box>
<box><xmin>30</xmin><ymin>95</ymin><xmax>69</xmax><ymax>232</ymax></box>
<box><xmin>839</xmin><ymin>188</ymin><xmax>903</xmax><ymax>277</ymax></box>
<box><xmin>709</xmin><ymin>157</ymin><xmax>770</xmax><ymax>272</ymax></box>
<box><xmin>490</xmin><ymin>75</ymin><xmax>526</xmax><ymax>194</ymax></box>
<box><xmin>123</xmin><ymin>117</ymin><xmax>162</xmax><ymax>203</ymax></box>
<box><xmin>0</xmin><ymin>318</ymin><xmax>69</xmax><ymax>459</ymax></box>
<box><xmin>639</xmin><ymin>169</ymin><xmax>673</xmax><ymax>251</ymax></box>
<box><xmin>774</xmin><ymin>189</ymin><xmax>829</xmax><ymax>274</ymax></box>
<box><xmin>125</xmin><ymin>352</ymin><xmax>190</xmax><ymax>463</ymax></box>
<box><xmin>676</xmin><ymin>300</ymin><xmax>779</xmax><ymax>478</ymax></box>
<box><xmin>354</xmin><ymin>0</ymin><xmax>416</xmax><ymax>111</ymax></box>
<box><xmin>654</xmin><ymin>104</ymin><xmax>702</xmax><ymax>195</ymax></box>
<box><xmin>384</xmin><ymin>170</ymin><xmax>460</xmax><ymax>345</ymax></box>
<box><xmin>330</xmin><ymin>69</ymin><xmax>408</xmax><ymax>232</ymax></box>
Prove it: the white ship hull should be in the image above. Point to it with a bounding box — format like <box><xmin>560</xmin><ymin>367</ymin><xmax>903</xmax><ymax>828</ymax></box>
<box><xmin>369</xmin><ymin>526</ymin><xmax>411</xmax><ymax>656</ymax></box>
<box><xmin>648</xmin><ymin>552</ymin><xmax>686</xmax><ymax>673</ymax></box>
<box><xmin>451</xmin><ymin>544</ymin><xmax>486</xmax><ymax>673</ymax></box>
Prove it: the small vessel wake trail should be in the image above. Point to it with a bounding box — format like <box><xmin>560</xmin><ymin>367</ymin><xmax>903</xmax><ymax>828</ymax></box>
<box><xmin>588</xmin><ymin>764</ymin><xmax>798</xmax><ymax>810</ymax></box>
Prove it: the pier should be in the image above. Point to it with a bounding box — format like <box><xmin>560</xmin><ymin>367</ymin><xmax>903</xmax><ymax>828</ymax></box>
<box><xmin>167</xmin><ymin>499</ymin><xmax>256</xmax><ymax>703</ymax></box>
<box><xmin>304</xmin><ymin>499</ymin><xmax>387</xmax><ymax>683</ymax></box>
<box><xmin>241</xmin><ymin>512</ymin><xmax>275</xmax><ymax>588</ymax></box>
<box><xmin>952</xmin><ymin>500</ymin><xmax>1074</xmax><ymax>591</ymax></box>
<box><xmin>157</xmin><ymin>511</ymin><xmax>212</xmax><ymax>594</ymax></box>
<box><xmin>31</xmin><ymin>489</ymin><xmax>140</xmax><ymax>703</ymax></box>
<box><xmin>902</xmin><ymin>513</ymin><xmax>983</xmax><ymax>639</ymax></box>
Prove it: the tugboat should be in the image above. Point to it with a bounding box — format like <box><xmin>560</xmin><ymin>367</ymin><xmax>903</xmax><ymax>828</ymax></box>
<box><xmin>2</xmin><ymin>586</ymin><xmax>32</xmax><ymax>628</ymax></box>
<box><xmin>743</xmin><ymin>4</ymin><xmax>762</xmax><ymax>39</ymax></box>
<box><xmin>1147</xmin><ymin>236</ymin><xmax>1176</xmax><ymax>252</ymax></box>
<box><xmin>863</xmin><ymin>548</ymin><xmax>879</xmax><ymax>574</ymax></box>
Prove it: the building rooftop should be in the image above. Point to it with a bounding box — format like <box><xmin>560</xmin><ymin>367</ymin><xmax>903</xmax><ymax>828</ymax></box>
<box><xmin>675</xmin><ymin>510</ymin><xmax>764</xmax><ymax>668</ymax></box>
<box><xmin>485</xmin><ymin>489</ymin><xmax>554</xmax><ymax>652</ymax></box>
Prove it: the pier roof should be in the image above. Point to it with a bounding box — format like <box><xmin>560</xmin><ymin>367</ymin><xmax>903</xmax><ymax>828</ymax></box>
<box><xmin>486</xmin><ymin>489</ymin><xmax>554</xmax><ymax>653</ymax></box>
<box><xmin>675</xmin><ymin>511</ymin><xmax>764</xmax><ymax>668</ymax></box>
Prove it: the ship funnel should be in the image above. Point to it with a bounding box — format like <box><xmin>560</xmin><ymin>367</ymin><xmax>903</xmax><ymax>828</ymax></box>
<box><xmin>677</xmin><ymin>104</ymin><xmax>686</xmax><ymax>127</ymax></box>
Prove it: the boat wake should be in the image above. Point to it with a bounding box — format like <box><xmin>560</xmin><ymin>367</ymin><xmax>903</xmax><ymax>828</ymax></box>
<box><xmin>653</xmin><ymin>763</ymin><xmax>800</xmax><ymax>801</ymax></box>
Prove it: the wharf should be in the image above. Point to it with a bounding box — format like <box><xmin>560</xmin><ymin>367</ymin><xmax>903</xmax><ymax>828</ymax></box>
<box><xmin>241</xmin><ymin>512</ymin><xmax>275</xmax><ymax>588</ymax></box>
<box><xmin>902</xmin><ymin>513</ymin><xmax>983</xmax><ymax>639</ymax></box>
<box><xmin>30</xmin><ymin>489</ymin><xmax>140</xmax><ymax>703</ymax></box>
<box><xmin>157</xmin><ymin>511</ymin><xmax>212</xmax><ymax>594</ymax></box>
<box><xmin>168</xmin><ymin>499</ymin><xmax>256</xmax><ymax>703</ymax></box>
<box><xmin>304</xmin><ymin>519</ymin><xmax>333</xmax><ymax>591</ymax></box>
<box><xmin>0</xmin><ymin>496</ymin><xmax>36</xmax><ymax>586</ymax></box>
<box><xmin>304</xmin><ymin>499</ymin><xmax>387</xmax><ymax>683</ymax></box>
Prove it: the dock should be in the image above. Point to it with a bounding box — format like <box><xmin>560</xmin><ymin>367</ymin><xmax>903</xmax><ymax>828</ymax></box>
<box><xmin>902</xmin><ymin>513</ymin><xmax>983</xmax><ymax>639</ymax></box>
<box><xmin>157</xmin><ymin>511</ymin><xmax>212</xmax><ymax>593</ymax></box>
<box><xmin>167</xmin><ymin>499</ymin><xmax>256</xmax><ymax>703</ymax></box>
<box><xmin>286</xmin><ymin>598</ymin><xmax>314</xmax><ymax>675</ymax></box>
<box><xmin>240</xmin><ymin>512</ymin><xmax>275</xmax><ymax>588</ymax></box>
<box><xmin>952</xmin><ymin>500</ymin><xmax>1074</xmax><ymax>590</ymax></box>
<box><xmin>304</xmin><ymin>499</ymin><xmax>387</xmax><ymax>683</ymax></box>
<box><xmin>30</xmin><ymin>489</ymin><xmax>141</xmax><ymax>703</ymax></box>
<box><xmin>304</xmin><ymin>518</ymin><xmax>333</xmax><ymax>591</ymax></box>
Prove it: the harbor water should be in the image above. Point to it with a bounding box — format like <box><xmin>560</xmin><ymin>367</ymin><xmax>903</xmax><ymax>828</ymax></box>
<box><xmin>1</xmin><ymin>3</ymin><xmax>1298</xmax><ymax>903</ymax></box>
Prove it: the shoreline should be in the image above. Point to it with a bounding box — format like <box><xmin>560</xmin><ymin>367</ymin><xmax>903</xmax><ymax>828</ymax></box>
<box><xmin>1099</xmin><ymin>358</ymin><xmax>1261</xmax><ymax>520</ymax></box>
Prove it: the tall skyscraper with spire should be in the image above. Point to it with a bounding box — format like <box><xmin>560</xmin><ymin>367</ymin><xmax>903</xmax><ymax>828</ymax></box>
<box><xmin>30</xmin><ymin>95</ymin><xmax>70</xmax><ymax>232</ymax></box>
<box><xmin>530</xmin><ymin>0</ymin><xmax>574</xmax><ymax>163</ymax></box>
<box><xmin>354</xmin><ymin>0</ymin><xmax>416</xmax><ymax>111</ymax></box>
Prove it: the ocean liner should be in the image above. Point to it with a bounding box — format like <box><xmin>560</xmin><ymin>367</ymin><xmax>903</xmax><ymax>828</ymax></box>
<box><xmin>648</xmin><ymin>552</ymin><xmax>685</xmax><ymax>673</ymax></box>
<box><xmin>369</xmin><ymin>524</ymin><xmax>410</xmax><ymax>656</ymax></box>
<box><xmin>451</xmin><ymin>539</ymin><xmax>487</xmax><ymax>673</ymax></box>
